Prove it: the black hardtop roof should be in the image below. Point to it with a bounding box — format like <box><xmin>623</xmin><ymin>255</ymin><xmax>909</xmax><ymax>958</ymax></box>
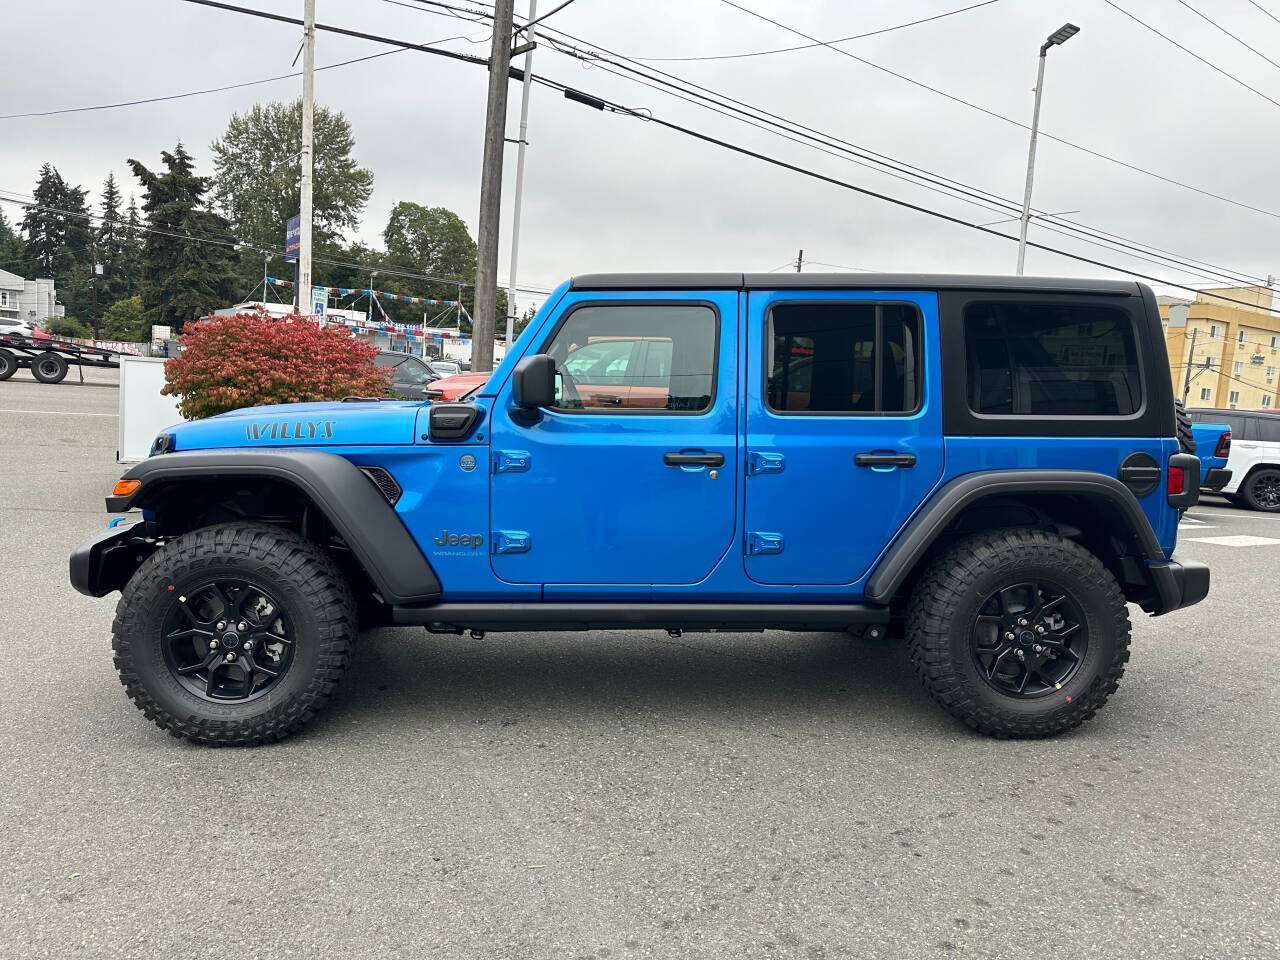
<box><xmin>568</xmin><ymin>272</ymin><xmax>1143</xmax><ymax>296</ymax></box>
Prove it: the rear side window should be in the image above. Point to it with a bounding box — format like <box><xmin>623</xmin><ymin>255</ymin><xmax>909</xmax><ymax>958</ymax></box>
<box><xmin>965</xmin><ymin>303</ymin><xmax>1142</xmax><ymax>417</ymax></box>
<box><xmin>766</xmin><ymin>302</ymin><xmax>921</xmax><ymax>414</ymax></box>
<box><xmin>542</xmin><ymin>303</ymin><xmax>717</xmax><ymax>412</ymax></box>
<box><xmin>1246</xmin><ymin>416</ymin><xmax>1280</xmax><ymax>443</ymax></box>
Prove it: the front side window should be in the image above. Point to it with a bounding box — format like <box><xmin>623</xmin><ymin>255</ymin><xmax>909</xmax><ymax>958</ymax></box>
<box><xmin>965</xmin><ymin>302</ymin><xmax>1142</xmax><ymax>417</ymax></box>
<box><xmin>392</xmin><ymin>356</ymin><xmax>436</xmax><ymax>386</ymax></box>
<box><xmin>542</xmin><ymin>303</ymin><xmax>716</xmax><ymax>412</ymax></box>
<box><xmin>766</xmin><ymin>302</ymin><xmax>921</xmax><ymax>414</ymax></box>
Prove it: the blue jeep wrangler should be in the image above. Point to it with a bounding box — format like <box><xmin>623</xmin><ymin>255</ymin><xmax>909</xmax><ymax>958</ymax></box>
<box><xmin>70</xmin><ymin>273</ymin><xmax>1209</xmax><ymax>744</ymax></box>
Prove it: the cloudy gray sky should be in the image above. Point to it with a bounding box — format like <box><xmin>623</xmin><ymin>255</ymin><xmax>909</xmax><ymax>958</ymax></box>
<box><xmin>3</xmin><ymin>0</ymin><xmax>1278</xmax><ymax>314</ymax></box>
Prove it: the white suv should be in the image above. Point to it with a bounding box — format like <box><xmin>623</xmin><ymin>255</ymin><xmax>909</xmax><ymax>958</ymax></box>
<box><xmin>0</xmin><ymin>317</ymin><xmax>38</xmax><ymax>340</ymax></box>
<box><xmin>1189</xmin><ymin>408</ymin><xmax>1280</xmax><ymax>511</ymax></box>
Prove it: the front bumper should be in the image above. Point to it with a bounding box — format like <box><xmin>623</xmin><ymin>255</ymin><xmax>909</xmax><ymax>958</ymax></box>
<box><xmin>1202</xmin><ymin>467</ymin><xmax>1232</xmax><ymax>492</ymax></box>
<box><xmin>1145</xmin><ymin>555</ymin><xmax>1210</xmax><ymax>615</ymax></box>
<box><xmin>69</xmin><ymin>519</ymin><xmax>155</xmax><ymax>597</ymax></box>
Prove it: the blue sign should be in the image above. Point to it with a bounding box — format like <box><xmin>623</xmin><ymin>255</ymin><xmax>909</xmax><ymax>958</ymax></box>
<box><xmin>285</xmin><ymin>216</ymin><xmax>300</xmax><ymax>261</ymax></box>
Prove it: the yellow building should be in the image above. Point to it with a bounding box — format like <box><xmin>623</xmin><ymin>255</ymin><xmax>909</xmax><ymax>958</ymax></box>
<box><xmin>1160</xmin><ymin>286</ymin><xmax>1280</xmax><ymax>411</ymax></box>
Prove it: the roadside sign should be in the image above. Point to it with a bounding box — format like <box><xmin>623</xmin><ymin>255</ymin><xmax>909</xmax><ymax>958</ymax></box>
<box><xmin>313</xmin><ymin>300</ymin><xmax>326</xmax><ymax>320</ymax></box>
<box><xmin>286</xmin><ymin>216</ymin><xmax>300</xmax><ymax>262</ymax></box>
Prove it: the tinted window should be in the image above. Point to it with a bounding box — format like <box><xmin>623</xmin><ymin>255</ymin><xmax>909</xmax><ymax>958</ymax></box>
<box><xmin>1247</xmin><ymin>416</ymin><xmax>1280</xmax><ymax>443</ymax></box>
<box><xmin>767</xmin><ymin>302</ymin><xmax>920</xmax><ymax>413</ymax></box>
<box><xmin>392</xmin><ymin>356</ymin><xmax>435</xmax><ymax>386</ymax></box>
<box><xmin>965</xmin><ymin>303</ymin><xmax>1141</xmax><ymax>416</ymax></box>
<box><xmin>543</xmin><ymin>304</ymin><xmax>716</xmax><ymax>412</ymax></box>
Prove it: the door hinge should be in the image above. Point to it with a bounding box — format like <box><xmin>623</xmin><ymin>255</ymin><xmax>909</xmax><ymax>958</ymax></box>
<box><xmin>491</xmin><ymin>530</ymin><xmax>532</xmax><ymax>554</ymax></box>
<box><xmin>746</xmin><ymin>451</ymin><xmax>785</xmax><ymax>476</ymax></box>
<box><xmin>746</xmin><ymin>531</ymin><xmax>784</xmax><ymax>556</ymax></box>
<box><xmin>492</xmin><ymin>449</ymin><xmax>531</xmax><ymax>474</ymax></box>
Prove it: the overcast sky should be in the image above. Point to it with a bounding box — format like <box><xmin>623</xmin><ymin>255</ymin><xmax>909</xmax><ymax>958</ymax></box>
<box><xmin>3</xmin><ymin>0</ymin><xmax>1278</xmax><ymax>314</ymax></box>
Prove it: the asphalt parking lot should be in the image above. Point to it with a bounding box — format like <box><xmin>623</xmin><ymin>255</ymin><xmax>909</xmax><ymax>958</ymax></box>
<box><xmin>2</xmin><ymin>368</ymin><xmax>1277</xmax><ymax>960</ymax></box>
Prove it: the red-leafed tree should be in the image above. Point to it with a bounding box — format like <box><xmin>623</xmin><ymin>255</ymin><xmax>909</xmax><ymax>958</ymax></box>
<box><xmin>163</xmin><ymin>311</ymin><xmax>389</xmax><ymax>419</ymax></box>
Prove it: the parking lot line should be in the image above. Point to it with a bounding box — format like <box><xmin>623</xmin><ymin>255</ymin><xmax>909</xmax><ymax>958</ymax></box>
<box><xmin>1184</xmin><ymin>534</ymin><xmax>1280</xmax><ymax>547</ymax></box>
<box><xmin>0</xmin><ymin>408</ymin><xmax>118</xmax><ymax>417</ymax></box>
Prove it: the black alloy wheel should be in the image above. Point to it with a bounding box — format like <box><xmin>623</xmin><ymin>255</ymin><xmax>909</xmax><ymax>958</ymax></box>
<box><xmin>971</xmin><ymin>580</ymin><xmax>1088</xmax><ymax>698</ymax></box>
<box><xmin>1245</xmin><ymin>470</ymin><xmax>1280</xmax><ymax>512</ymax></box>
<box><xmin>160</xmin><ymin>578</ymin><xmax>296</xmax><ymax>703</ymax></box>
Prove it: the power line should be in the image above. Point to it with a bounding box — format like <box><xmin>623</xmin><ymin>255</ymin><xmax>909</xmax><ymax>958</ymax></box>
<box><xmin>1173</xmin><ymin>0</ymin><xmax>1280</xmax><ymax>74</ymax></box>
<box><xmin>528</xmin><ymin>25</ymin><xmax>1271</xmax><ymax>287</ymax></box>
<box><xmin>0</xmin><ymin>193</ymin><xmax>554</xmax><ymax>295</ymax></box>
<box><xmin>0</xmin><ymin>49</ymin><xmax>411</xmax><ymax>120</ymax></box>
<box><xmin>522</xmin><ymin>0</ymin><xmax>578</xmax><ymax>30</ymax></box>
<box><xmin>628</xmin><ymin>0</ymin><xmax>1001</xmax><ymax>62</ymax></box>
<box><xmin>704</xmin><ymin>0</ymin><xmax>1280</xmax><ymax>220</ymax></box>
<box><xmin>156</xmin><ymin>0</ymin><xmax>1280</xmax><ymax>315</ymax></box>
<box><xmin>1101</xmin><ymin>0</ymin><xmax>1280</xmax><ymax>110</ymax></box>
<box><xmin>1248</xmin><ymin>0</ymin><xmax>1280</xmax><ymax>27</ymax></box>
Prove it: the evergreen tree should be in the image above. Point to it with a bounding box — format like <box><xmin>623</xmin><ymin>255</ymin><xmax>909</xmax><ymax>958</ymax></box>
<box><xmin>21</xmin><ymin>163</ymin><xmax>92</xmax><ymax>318</ymax></box>
<box><xmin>117</xmin><ymin>194</ymin><xmax>144</xmax><ymax>296</ymax></box>
<box><xmin>0</xmin><ymin>208</ymin><xmax>25</xmax><ymax>269</ymax></box>
<box><xmin>128</xmin><ymin>142</ymin><xmax>237</xmax><ymax>331</ymax></box>
<box><xmin>96</xmin><ymin>172</ymin><xmax>133</xmax><ymax>306</ymax></box>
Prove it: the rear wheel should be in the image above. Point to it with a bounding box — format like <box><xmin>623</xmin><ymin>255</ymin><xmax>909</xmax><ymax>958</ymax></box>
<box><xmin>112</xmin><ymin>522</ymin><xmax>357</xmax><ymax>746</ymax></box>
<box><xmin>1241</xmin><ymin>468</ymin><xmax>1280</xmax><ymax>512</ymax></box>
<box><xmin>0</xmin><ymin>349</ymin><xmax>16</xmax><ymax>381</ymax></box>
<box><xmin>31</xmin><ymin>351</ymin><xmax>68</xmax><ymax>383</ymax></box>
<box><xmin>907</xmin><ymin>528</ymin><xmax>1130</xmax><ymax>738</ymax></box>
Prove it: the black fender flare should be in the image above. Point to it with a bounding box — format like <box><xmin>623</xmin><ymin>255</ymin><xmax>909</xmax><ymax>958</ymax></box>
<box><xmin>102</xmin><ymin>449</ymin><xmax>441</xmax><ymax>605</ymax></box>
<box><xmin>864</xmin><ymin>469</ymin><xmax>1165</xmax><ymax>604</ymax></box>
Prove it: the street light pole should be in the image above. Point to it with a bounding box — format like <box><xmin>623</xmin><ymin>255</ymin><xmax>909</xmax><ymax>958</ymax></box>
<box><xmin>299</xmin><ymin>0</ymin><xmax>316</xmax><ymax>309</ymax></box>
<box><xmin>1016</xmin><ymin>22</ymin><xmax>1079</xmax><ymax>276</ymax></box>
<box><xmin>505</xmin><ymin>0</ymin><xmax>538</xmax><ymax>353</ymax></box>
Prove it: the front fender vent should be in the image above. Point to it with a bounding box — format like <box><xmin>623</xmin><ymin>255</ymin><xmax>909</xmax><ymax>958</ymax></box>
<box><xmin>360</xmin><ymin>467</ymin><xmax>402</xmax><ymax>505</ymax></box>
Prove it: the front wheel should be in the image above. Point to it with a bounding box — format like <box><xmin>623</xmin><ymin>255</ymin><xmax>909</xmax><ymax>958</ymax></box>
<box><xmin>907</xmin><ymin>528</ymin><xmax>1131</xmax><ymax>738</ymax></box>
<box><xmin>112</xmin><ymin>522</ymin><xmax>357</xmax><ymax>746</ymax></box>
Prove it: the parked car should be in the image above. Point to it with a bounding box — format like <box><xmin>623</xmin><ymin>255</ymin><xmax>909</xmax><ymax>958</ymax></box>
<box><xmin>424</xmin><ymin>371</ymin><xmax>489</xmax><ymax>402</ymax></box>
<box><xmin>428</xmin><ymin>359</ymin><xmax>462</xmax><ymax>378</ymax></box>
<box><xmin>372</xmin><ymin>350</ymin><xmax>439</xmax><ymax>400</ymax></box>
<box><xmin>0</xmin><ymin>317</ymin><xmax>44</xmax><ymax>341</ymax></box>
<box><xmin>1189</xmin><ymin>420</ymin><xmax>1232</xmax><ymax>492</ymax></box>
<box><xmin>1187</xmin><ymin>407</ymin><xmax>1280</xmax><ymax>511</ymax></box>
<box><xmin>73</xmin><ymin>272</ymin><xmax>1208</xmax><ymax>745</ymax></box>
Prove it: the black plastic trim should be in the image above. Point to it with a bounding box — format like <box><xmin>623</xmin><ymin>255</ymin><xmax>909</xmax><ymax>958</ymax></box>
<box><xmin>865</xmin><ymin>469</ymin><xmax>1165</xmax><ymax>604</ymax></box>
<box><xmin>105</xmin><ymin>449</ymin><xmax>441</xmax><ymax>605</ymax></box>
<box><xmin>1202</xmin><ymin>467</ymin><xmax>1232</xmax><ymax>491</ymax></box>
<box><xmin>69</xmin><ymin>520</ymin><xmax>158</xmax><ymax>597</ymax></box>
<box><xmin>569</xmin><ymin>272</ymin><xmax>1140</xmax><ymax>295</ymax></box>
<box><xmin>389</xmin><ymin>602</ymin><xmax>889</xmax><ymax>632</ymax></box>
<box><xmin>1146</xmin><ymin>556</ymin><xmax>1210</xmax><ymax>615</ymax></box>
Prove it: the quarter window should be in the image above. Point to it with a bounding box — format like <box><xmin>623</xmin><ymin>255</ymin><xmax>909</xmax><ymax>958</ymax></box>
<box><xmin>766</xmin><ymin>302</ymin><xmax>921</xmax><ymax>413</ymax></box>
<box><xmin>542</xmin><ymin>304</ymin><xmax>716</xmax><ymax>412</ymax></box>
<box><xmin>965</xmin><ymin>302</ymin><xmax>1141</xmax><ymax>417</ymax></box>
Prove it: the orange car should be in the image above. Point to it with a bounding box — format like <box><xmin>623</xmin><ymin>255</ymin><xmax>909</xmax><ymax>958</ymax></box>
<box><xmin>425</xmin><ymin>372</ymin><xmax>489</xmax><ymax>402</ymax></box>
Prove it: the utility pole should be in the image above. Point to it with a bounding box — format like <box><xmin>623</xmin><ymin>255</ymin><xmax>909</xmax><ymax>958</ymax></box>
<box><xmin>262</xmin><ymin>252</ymin><xmax>269</xmax><ymax>303</ymax></box>
<box><xmin>472</xmin><ymin>0</ymin><xmax>516</xmax><ymax>373</ymax></box>
<box><xmin>796</xmin><ymin>249</ymin><xmax>804</xmax><ymax>273</ymax></box>
<box><xmin>1016</xmin><ymin>23</ymin><xmax>1079</xmax><ymax>276</ymax></box>
<box><xmin>89</xmin><ymin>240</ymin><xmax>100</xmax><ymax>340</ymax></box>
<box><xmin>505</xmin><ymin>0</ymin><xmax>537</xmax><ymax>352</ymax></box>
<box><xmin>298</xmin><ymin>0</ymin><xmax>316</xmax><ymax>312</ymax></box>
<box><xmin>1182</xmin><ymin>327</ymin><xmax>1198</xmax><ymax>404</ymax></box>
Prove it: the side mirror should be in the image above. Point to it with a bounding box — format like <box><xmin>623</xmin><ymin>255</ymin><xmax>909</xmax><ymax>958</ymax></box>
<box><xmin>511</xmin><ymin>354</ymin><xmax>557</xmax><ymax>410</ymax></box>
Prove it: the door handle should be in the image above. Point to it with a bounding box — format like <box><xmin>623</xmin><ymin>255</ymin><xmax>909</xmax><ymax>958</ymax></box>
<box><xmin>596</xmin><ymin>395</ymin><xmax>623</xmax><ymax>406</ymax></box>
<box><xmin>855</xmin><ymin>452</ymin><xmax>917</xmax><ymax>468</ymax></box>
<box><xmin>664</xmin><ymin>451</ymin><xmax>725</xmax><ymax>467</ymax></box>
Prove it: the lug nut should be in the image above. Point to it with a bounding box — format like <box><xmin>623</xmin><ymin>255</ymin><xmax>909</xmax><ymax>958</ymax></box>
<box><xmin>1034</xmin><ymin>644</ymin><xmax>1043</xmax><ymax>653</ymax></box>
<box><xmin>242</xmin><ymin>641</ymin><xmax>252</xmax><ymax>650</ymax></box>
<box><xmin>224</xmin><ymin>652</ymin><xmax>236</xmax><ymax>662</ymax></box>
<box><xmin>216</xmin><ymin>621</ymin><xmax>226</xmax><ymax>631</ymax></box>
<box><xmin>237</xmin><ymin>622</ymin><xmax>248</xmax><ymax>632</ymax></box>
<box><xmin>1017</xmin><ymin>617</ymin><xmax>1028</xmax><ymax>626</ymax></box>
<box><xmin>1016</xmin><ymin>649</ymin><xmax>1026</xmax><ymax>659</ymax></box>
<box><xmin>1005</xmin><ymin>632</ymin><xmax>1016</xmax><ymax>641</ymax></box>
<box><xmin>1035</xmin><ymin>625</ymin><xmax>1046</xmax><ymax>634</ymax></box>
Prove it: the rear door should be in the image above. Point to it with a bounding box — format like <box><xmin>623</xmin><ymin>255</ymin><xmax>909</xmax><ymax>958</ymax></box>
<box><xmin>743</xmin><ymin>290</ymin><xmax>944</xmax><ymax>585</ymax></box>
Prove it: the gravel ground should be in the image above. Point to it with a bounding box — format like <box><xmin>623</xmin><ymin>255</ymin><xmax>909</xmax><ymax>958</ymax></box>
<box><xmin>1</xmin><ymin>368</ymin><xmax>1276</xmax><ymax>959</ymax></box>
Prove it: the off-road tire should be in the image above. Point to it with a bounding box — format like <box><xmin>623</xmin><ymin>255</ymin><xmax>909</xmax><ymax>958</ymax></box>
<box><xmin>31</xmin><ymin>351</ymin><xmax>68</xmax><ymax>384</ymax></box>
<box><xmin>112</xmin><ymin>522</ymin><xmax>357</xmax><ymax>746</ymax></box>
<box><xmin>1241</xmin><ymin>467</ymin><xmax>1280</xmax><ymax>512</ymax></box>
<box><xmin>907</xmin><ymin>528</ymin><xmax>1131</xmax><ymax>739</ymax></box>
<box><xmin>0</xmin><ymin>349</ymin><xmax>16</xmax><ymax>381</ymax></box>
<box><xmin>1174</xmin><ymin>399</ymin><xmax>1196</xmax><ymax>454</ymax></box>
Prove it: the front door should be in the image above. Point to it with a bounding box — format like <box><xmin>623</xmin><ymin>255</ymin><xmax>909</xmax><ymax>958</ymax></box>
<box><xmin>743</xmin><ymin>289</ymin><xmax>945</xmax><ymax>586</ymax></box>
<box><xmin>489</xmin><ymin>291</ymin><xmax>739</xmax><ymax>585</ymax></box>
